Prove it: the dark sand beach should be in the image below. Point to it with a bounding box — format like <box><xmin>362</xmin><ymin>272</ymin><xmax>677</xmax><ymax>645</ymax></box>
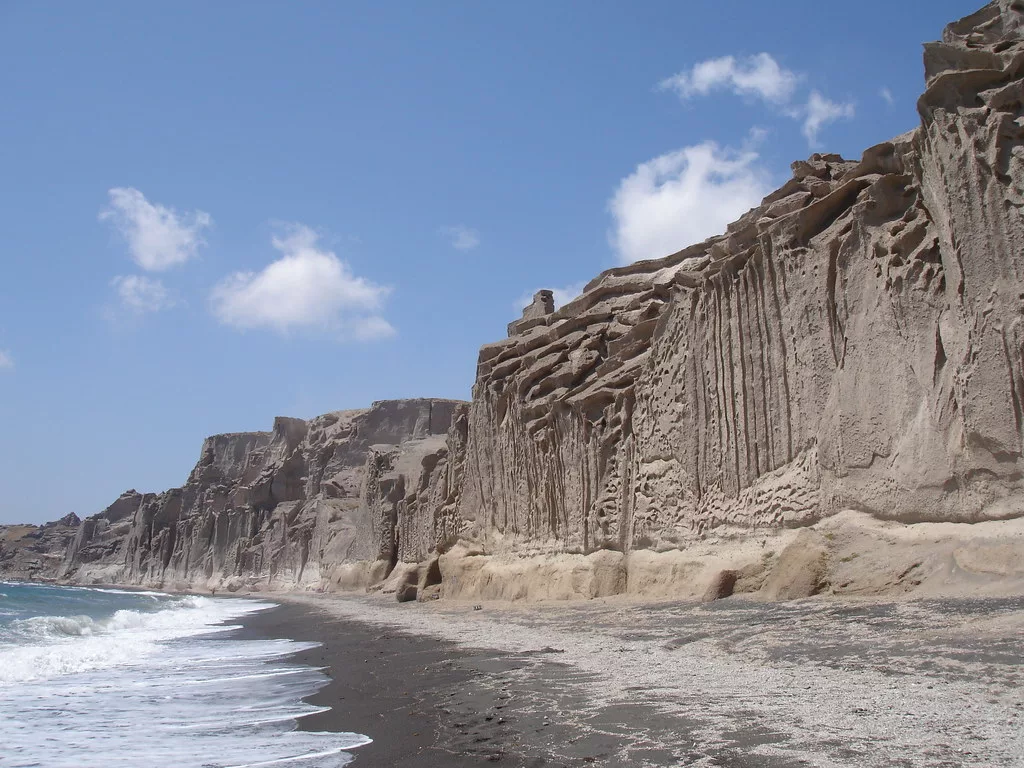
<box><xmin>234</xmin><ymin>594</ymin><xmax>1024</xmax><ymax>767</ymax></box>
<box><xmin>236</xmin><ymin>600</ymin><xmax>630</xmax><ymax>767</ymax></box>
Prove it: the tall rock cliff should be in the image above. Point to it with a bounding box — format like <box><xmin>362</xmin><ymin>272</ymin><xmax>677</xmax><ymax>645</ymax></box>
<box><xmin>451</xmin><ymin>0</ymin><xmax>1024</xmax><ymax>568</ymax></box>
<box><xmin>38</xmin><ymin>399</ymin><xmax>467</xmax><ymax>592</ymax></box>
<box><xmin>4</xmin><ymin>1</ymin><xmax>1024</xmax><ymax>601</ymax></box>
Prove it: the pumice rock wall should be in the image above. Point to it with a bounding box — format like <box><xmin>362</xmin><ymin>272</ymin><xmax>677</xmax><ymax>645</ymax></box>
<box><xmin>459</xmin><ymin>0</ymin><xmax>1024</xmax><ymax>549</ymax></box>
<box><xmin>464</xmin><ymin>1</ymin><xmax>1024</xmax><ymax>547</ymax></box>
<box><xmin>4</xmin><ymin>1</ymin><xmax>1024</xmax><ymax>601</ymax></box>
<box><xmin>19</xmin><ymin>399</ymin><xmax>469</xmax><ymax>592</ymax></box>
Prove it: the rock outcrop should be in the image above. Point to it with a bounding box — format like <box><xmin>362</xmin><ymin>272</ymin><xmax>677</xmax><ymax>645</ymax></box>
<box><xmin>508</xmin><ymin>290</ymin><xmax>556</xmax><ymax>336</ymax></box>
<box><xmin>4</xmin><ymin>2</ymin><xmax>1024</xmax><ymax>602</ymax></box>
<box><xmin>0</xmin><ymin>513</ymin><xmax>81</xmax><ymax>582</ymax></box>
<box><xmin>23</xmin><ymin>399</ymin><xmax>466</xmax><ymax>592</ymax></box>
<box><xmin>445</xmin><ymin>0</ymin><xmax>1024</xmax><ymax>598</ymax></box>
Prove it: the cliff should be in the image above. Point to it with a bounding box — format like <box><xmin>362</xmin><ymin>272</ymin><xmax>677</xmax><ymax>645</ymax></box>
<box><xmin>0</xmin><ymin>399</ymin><xmax>467</xmax><ymax>592</ymax></box>
<box><xmin>0</xmin><ymin>513</ymin><xmax>80</xmax><ymax>582</ymax></box>
<box><xmin>4</xmin><ymin>1</ymin><xmax>1024</xmax><ymax>601</ymax></box>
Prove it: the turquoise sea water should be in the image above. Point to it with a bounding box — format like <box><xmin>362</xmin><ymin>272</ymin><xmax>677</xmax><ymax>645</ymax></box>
<box><xmin>0</xmin><ymin>582</ymin><xmax>369</xmax><ymax>768</ymax></box>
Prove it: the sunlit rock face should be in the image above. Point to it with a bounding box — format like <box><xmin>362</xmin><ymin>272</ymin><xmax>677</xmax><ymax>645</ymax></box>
<box><xmin>457</xmin><ymin>0</ymin><xmax>1024</xmax><ymax>559</ymax></box>
<box><xmin>9</xmin><ymin>2</ymin><xmax>1024</xmax><ymax>600</ymax></box>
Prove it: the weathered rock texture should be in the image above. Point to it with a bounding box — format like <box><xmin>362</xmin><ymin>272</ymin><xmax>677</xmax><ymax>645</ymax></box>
<box><xmin>7</xmin><ymin>399</ymin><xmax>467</xmax><ymax>592</ymax></box>
<box><xmin>4</xmin><ymin>2</ymin><xmax>1024</xmax><ymax>601</ymax></box>
<box><xmin>508</xmin><ymin>290</ymin><xmax>556</xmax><ymax>336</ymax></box>
<box><xmin>0</xmin><ymin>513</ymin><xmax>80</xmax><ymax>582</ymax></box>
<box><xmin>459</xmin><ymin>0</ymin><xmax>1024</xmax><ymax>560</ymax></box>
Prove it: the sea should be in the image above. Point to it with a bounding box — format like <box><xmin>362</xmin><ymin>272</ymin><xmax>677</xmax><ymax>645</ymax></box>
<box><xmin>0</xmin><ymin>582</ymin><xmax>370</xmax><ymax>768</ymax></box>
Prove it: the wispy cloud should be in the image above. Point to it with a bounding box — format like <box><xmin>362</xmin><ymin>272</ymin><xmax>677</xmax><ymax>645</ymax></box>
<box><xmin>795</xmin><ymin>91</ymin><xmax>856</xmax><ymax>146</ymax></box>
<box><xmin>350</xmin><ymin>316</ymin><xmax>396</xmax><ymax>341</ymax></box>
<box><xmin>609</xmin><ymin>140</ymin><xmax>771</xmax><ymax>264</ymax></box>
<box><xmin>439</xmin><ymin>225</ymin><xmax>480</xmax><ymax>252</ymax></box>
<box><xmin>100</xmin><ymin>187</ymin><xmax>211</xmax><ymax>271</ymax></box>
<box><xmin>659</xmin><ymin>54</ymin><xmax>853</xmax><ymax>147</ymax></box>
<box><xmin>210</xmin><ymin>224</ymin><xmax>394</xmax><ymax>340</ymax></box>
<box><xmin>111</xmin><ymin>275</ymin><xmax>175</xmax><ymax>313</ymax></box>
<box><xmin>880</xmin><ymin>87</ymin><xmax>895</xmax><ymax>106</ymax></box>
<box><xmin>0</xmin><ymin>350</ymin><xmax>13</xmax><ymax>371</ymax></box>
<box><xmin>659</xmin><ymin>53</ymin><xmax>799</xmax><ymax>104</ymax></box>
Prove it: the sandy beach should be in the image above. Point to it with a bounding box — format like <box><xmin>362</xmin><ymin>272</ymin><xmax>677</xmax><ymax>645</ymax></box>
<box><xmin>236</xmin><ymin>600</ymin><xmax>610</xmax><ymax>767</ymax></box>
<box><xmin>238</xmin><ymin>593</ymin><xmax>1024</xmax><ymax>767</ymax></box>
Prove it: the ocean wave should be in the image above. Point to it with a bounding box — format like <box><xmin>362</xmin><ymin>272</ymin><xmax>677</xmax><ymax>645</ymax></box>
<box><xmin>0</xmin><ymin>586</ymin><xmax>367</xmax><ymax>768</ymax></box>
<box><xmin>11</xmin><ymin>613</ymin><xmax>101</xmax><ymax>638</ymax></box>
<box><xmin>9</xmin><ymin>596</ymin><xmax>212</xmax><ymax>639</ymax></box>
<box><xmin>0</xmin><ymin>595</ymin><xmax>268</xmax><ymax>684</ymax></box>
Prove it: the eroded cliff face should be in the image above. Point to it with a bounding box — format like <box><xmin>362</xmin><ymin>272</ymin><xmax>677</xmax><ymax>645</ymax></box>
<box><xmin>459</xmin><ymin>0</ymin><xmax>1024</xmax><ymax>552</ymax></box>
<box><xmin>5</xmin><ymin>2</ymin><xmax>1024</xmax><ymax>601</ymax></box>
<box><xmin>0</xmin><ymin>513</ymin><xmax>80</xmax><ymax>582</ymax></box>
<box><xmin>440</xmin><ymin>1</ymin><xmax>1024</xmax><ymax>599</ymax></box>
<box><xmin>50</xmin><ymin>399</ymin><xmax>467</xmax><ymax>592</ymax></box>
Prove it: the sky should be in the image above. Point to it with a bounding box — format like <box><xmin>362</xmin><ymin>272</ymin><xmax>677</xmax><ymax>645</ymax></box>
<box><xmin>0</xmin><ymin>0</ymin><xmax>981</xmax><ymax>524</ymax></box>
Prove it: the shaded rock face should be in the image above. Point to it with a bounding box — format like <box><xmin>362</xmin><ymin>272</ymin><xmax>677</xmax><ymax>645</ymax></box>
<box><xmin>5</xmin><ymin>3</ymin><xmax>1024</xmax><ymax>600</ymax></box>
<box><xmin>0</xmin><ymin>514</ymin><xmax>81</xmax><ymax>582</ymax></box>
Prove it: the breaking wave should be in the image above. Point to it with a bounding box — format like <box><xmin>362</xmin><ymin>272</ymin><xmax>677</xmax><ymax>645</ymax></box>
<box><xmin>0</xmin><ymin>583</ymin><xmax>369</xmax><ymax>768</ymax></box>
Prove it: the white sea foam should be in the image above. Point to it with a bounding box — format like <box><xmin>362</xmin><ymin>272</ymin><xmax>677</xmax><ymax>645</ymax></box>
<box><xmin>0</xmin><ymin>595</ymin><xmax>241</xmax><ymax>684</ymax></box>
<box><xmin>0</xmin><ymin>588</ymin><xmax>370</xmax><ymax>768</ymax></box>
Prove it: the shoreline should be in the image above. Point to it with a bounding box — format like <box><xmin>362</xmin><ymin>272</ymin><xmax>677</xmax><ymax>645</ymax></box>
<box><xmin>9</xmin><ymin>579</ymin><xmax>1024</xmax><ymax>764</ymax></box>
<box><xmin>234</xmin><ymin>597</ymin><xmax>619</xmax><ymax>767</ymax></box>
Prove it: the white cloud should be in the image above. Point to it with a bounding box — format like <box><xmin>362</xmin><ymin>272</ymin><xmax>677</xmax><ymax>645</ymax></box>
<box><xmin>797</xmin><ymin>91</ymin><xmax>856</xmax><ymax>146</ymax></box>
<box><xmin>0</xmin><ymin>350</ymin><xmax>13</xmax><ymax>371</ymax></box>
<box><xmin>100</xmin><ymin>187</ymin><xmax>212</xmax><ymax>271</ymax></box>
<box><xmin>880</xmin><ymin>87</ymin><xmax>895</xmax><ymax>106</ymax></box>
<box><xmin>608</xmin><ymin>141</ymin><xmax>771</xmax><ymax>264</ymax></box>
<box><xmin>659</xmin><ymin>53</ymin><xmax>799</xmax><ymax>104</ymax></box>
<box><xmin>210</xmin><ymin>224</ymin><xmax>394</xmax><ymax>339</ymax></box>
<box><xmin>111</xmin><ymin>275</ymin><xmax>174</xmax><ymax>313</ymax></box>
<box><xmin>350</xmin><ymin>315</ymin><xmax>397</xmax><ymax>341</ymax></box>
<box><xmin>659</xmin><ymin>55</ymin><xmax>855</xmax><ymax>147</ymax></box>
<box><xmin>440</xmin><ymin>225</ymin><xmax>480</xmax><ymax>252</ymax></box>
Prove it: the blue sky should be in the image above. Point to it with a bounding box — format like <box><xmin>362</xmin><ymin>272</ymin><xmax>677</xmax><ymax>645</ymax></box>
<box><xmin>0</xmin><ymin>0</ymin><xmax>979</xmax><ymax>524</ymax></box>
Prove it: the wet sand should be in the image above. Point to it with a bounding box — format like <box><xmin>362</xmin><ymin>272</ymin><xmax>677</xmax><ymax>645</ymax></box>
<box><xmin>236</xmin><ymin>600</ymin><xmax>625</xmax><ymax>767</ymax></box>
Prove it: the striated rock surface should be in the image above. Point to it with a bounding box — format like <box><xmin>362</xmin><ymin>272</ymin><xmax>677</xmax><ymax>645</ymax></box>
<box><xmin>4</xmin><ymin>2</ymin><xmax>1024</xmax><ymax>601</ymax></box>
<box><xmin>455</xmin><ymin>0</ymin><xmax>1024</xmax><ymax>565</ymax></box>
<box><xmin>0</xmin><ymin>513</ymin><xmax>81</xmax><ymax>582</ymax></box>
<box><xmin>51</xmin><ymin>399</ymin><xmax>467</xmax><ymax>592</ymax></box>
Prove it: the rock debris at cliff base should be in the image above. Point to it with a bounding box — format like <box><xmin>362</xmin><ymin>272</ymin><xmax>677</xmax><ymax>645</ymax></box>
<box><xmin>4</xmin><ymin>1</ymin><xmax>1024</xmax><ymax>604</ymax></box>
